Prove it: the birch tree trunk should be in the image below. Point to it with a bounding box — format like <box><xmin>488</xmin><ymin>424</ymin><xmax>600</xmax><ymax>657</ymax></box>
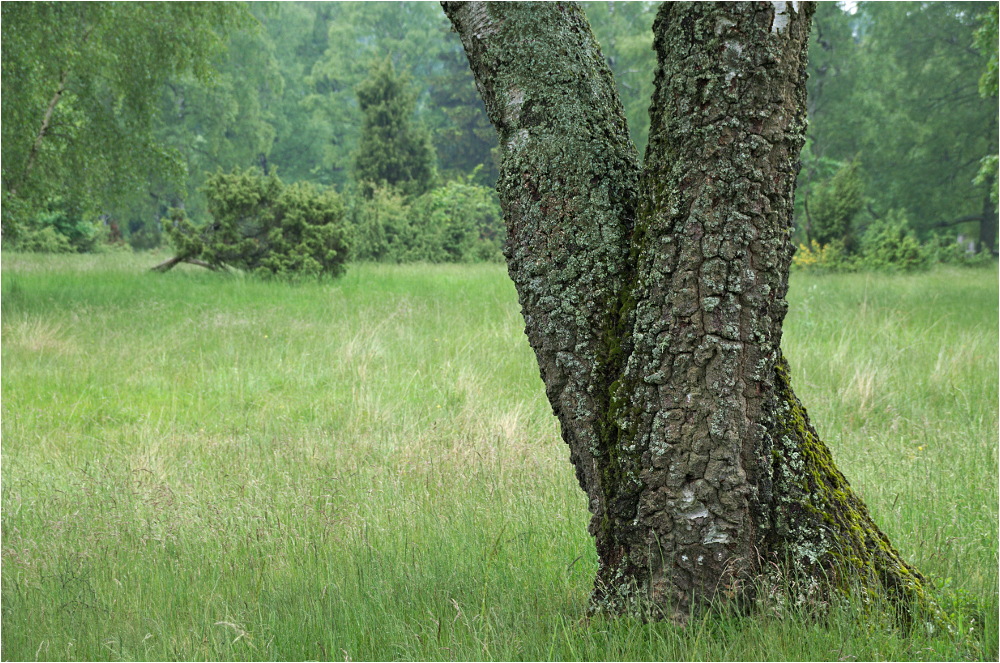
<box><xmin>443</xmin><ymin>0</ymin><xmax>931</xmax><ymax>621</ymax></box>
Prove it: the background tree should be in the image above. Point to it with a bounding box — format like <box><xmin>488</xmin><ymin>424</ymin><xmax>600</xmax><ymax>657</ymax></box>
<box><xmin>131</xmin><ymin>11</ymin><xmax>285</xmax><ymax>246</ymax></box>
<box><xmin>7</xmin><ymin>2</ymin><xmax>993</xmax><ymax>265</ymax></box>
<box><xmin>974</xmin><ymin>4</ymin><xmax>999</xmax><ymax>210</ymax></box>
<box><xmin>444</xmin><ymin>0</ymin><xmax>932</xmax><ymax>620</ymax></box>
<box><xmin>802</xmin><ymin>2</ymin><xmax>863</xmax><ymax>164</ymax></box>
<box><xmin>428</xmin><ymin>48</ymin><xmax>499</xmax><ymax>185</ymax></box>
<box><xmin>799</xmin><ymin>2</ymin><xmax>998</xmax><ymax>253</ymax></box>
<box><xmin>0</xmin><ymin>2</ymin><xmax>252</xmax><ymax>240</ymax></box>
<box><xmin>265</xmin><ymin>2</ymin><xmax>343</xmax><ymax>187</ymax></box>
<box><xmin>353</xmin><ymin>58</ymin><xmax>436</xmax><ymax>198</ymax></box>
<box><xmin>582</xmin><ymin>1</ymin><xmax>660</xmax><ymax>157</ymax></box>
<box><xmin>806</xmin><ymin>158</ymin><xmax>865</xmax><ymax>250</ymax></box>
<box><xmin>859</xmin><ymin>2</ymin><xmax>997</xmax><ymax>251</ymax></box>
<box><xmin>305</xmin><ymin>2</ymin><xmax>447</xmax><ymax>190</ymax></box>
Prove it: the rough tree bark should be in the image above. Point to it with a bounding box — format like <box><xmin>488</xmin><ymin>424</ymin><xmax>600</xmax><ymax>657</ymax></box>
<box><xmin>444</xmin><ymin>1</ymin><xmax>933</xmax><ymax>621</ymax></box>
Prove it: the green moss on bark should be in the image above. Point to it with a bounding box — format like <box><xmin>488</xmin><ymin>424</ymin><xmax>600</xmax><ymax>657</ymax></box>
<box><xmin>759</xmin><ymin>354</ymin><xmax>940</xmax><ymax>626</ymax></box>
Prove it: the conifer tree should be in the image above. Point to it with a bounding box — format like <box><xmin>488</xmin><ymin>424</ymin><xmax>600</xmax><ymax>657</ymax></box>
<box><xmin>156</xmin><ymin>168</ymin><xmax>349</xmax><ymax>279</ymax></box>
<box><xmin>353</xmin><ymin>58</ymin><xmax>435</xmax><ymax>198</ymax></box>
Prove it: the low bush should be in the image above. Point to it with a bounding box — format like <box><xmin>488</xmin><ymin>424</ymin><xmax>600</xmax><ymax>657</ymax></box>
<box><xmin>794</xmin><ymin>208</ymin><xmax>994</xmax><ymax>273</ymax></box>
<box><xmin>11</xmin><ymin>225</ymin><xmax>76</xmax><ymax>254</ymax></box>
<box><xmin>347</xmin><ymin>187</ymin><xmax>417</xmax><ymax>263</ymax></box>
<box><xmin>6</xmin><ymin>198</ymin><xmax>108</xmax><ymax>253</ymax></box>
<box><xmin>127</xmin><ymin>217</ymin><xmax>164</xmax><ymax>251</ymax></box>
<box><xmin>409</xmin><ymin>177</ymin><xmax>504</xmax><ymax>263</ymax></box>
<box><xmin>347</xmin><ymin>175</ymin><xmax>505</xmax><ymax>263</ymax></box>
<box><xmin>163</xmin><ymin>168</ymin><xmax>350</xmax><ymax>279</ymax></box>
<box><xmin>791</xmin><ymin>239</ymin><xmax>849</xmax><ymax>272</ymax></box>
<box><xmin>857</xmin><ymin>209</ymin><xmax>929</xmax><ymax>272</ymax></box>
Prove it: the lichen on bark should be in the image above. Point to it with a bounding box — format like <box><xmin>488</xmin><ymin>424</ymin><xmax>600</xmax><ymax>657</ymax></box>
<box><xmin>442</xmin><ymin>0</ymin><xmax>644</xmax><ymax>584</ymax></box>
<box><xmin>444</xmin><ymin>0</ymin><xmax>936</xmax><ymax>623</ymax></box>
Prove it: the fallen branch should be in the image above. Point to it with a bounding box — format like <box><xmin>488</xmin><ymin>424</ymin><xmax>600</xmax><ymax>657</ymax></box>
<box><xmin>150</xmin><ymin>256</ymin><xmax>217</xmax><ymax>272</ymax></box>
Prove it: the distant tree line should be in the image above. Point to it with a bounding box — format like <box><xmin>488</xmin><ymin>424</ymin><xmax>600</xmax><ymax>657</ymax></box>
<box><xmin>796</xmin><ymin>1</ymin><xmax>998</xmax><ymax>267</ymax></box>
<box><xmin>2</xmin><ymin>2</ymin><xmax>996</xmax><ymax>273</ymax></box>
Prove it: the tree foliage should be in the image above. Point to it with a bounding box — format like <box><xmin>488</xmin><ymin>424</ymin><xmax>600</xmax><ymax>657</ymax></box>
<box><xmin>348</xmin><ymin>175</ymin><xmax>503</xmax><ymax>263</ymax></box>
<box><xmin>974</xmin><ymin>4</ymin><xmax>999</xmax><ymax>207</ymax></box>
<box><xmin>582</xmin><ymin>1</ymin><xmax>659</xmax><ymax>156</ymax></box>
<box><xmin>152</xmin><ymin>14</ymin><xmax>283</xmax><ymax>221</ymax></box>
<box><xmin>0</xmin><ymin>2</ymin><xmax>252</xmax><ymax>238</ymax></box>
<box><xmin>800</xmin><ymin>2</ymin><xmax>998</xmax><ymax>252</ymax></box>
<box><xmin>807</xmin><ymin>158</ymin><xmax>864</xmax><ymax>250</ymax></box>
<box><xmin>5</xmin><ymin>1</ymin><xmax>995</xmax><ymax>266</ymax></box>
<box><xmin>428</xmin><ymin>48</ymin><xmax>499</xmax><ymax>185</ymax></box>
<box><xmin>354</xmin><ymin>58</ymin><xmax>436</xmax><ymax>198</ymax></box>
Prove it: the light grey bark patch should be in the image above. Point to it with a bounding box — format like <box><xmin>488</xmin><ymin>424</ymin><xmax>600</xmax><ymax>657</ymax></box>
<box><xmin>771</xmin><ymin>1</ymin><xmax>793</xmax><ymax>34</ymax></box>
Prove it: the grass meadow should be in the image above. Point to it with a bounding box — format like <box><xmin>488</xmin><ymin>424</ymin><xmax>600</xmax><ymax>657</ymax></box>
<box><xmin>1</xmin><ymin>251</ymin><xmax>997</xmax><ymax>661</ymax></box>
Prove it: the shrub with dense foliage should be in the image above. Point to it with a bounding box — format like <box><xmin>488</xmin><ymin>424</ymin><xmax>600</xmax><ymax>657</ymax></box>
<box><xmin>347</xmin><ymin>187</ymin><xmax>416</xmax><ymax>263</ymax></box>
<box><xmin>6</xmin><ymin>198</ymin><xmax>109</xmax><ymax>253</ymax></box>
<box><xmin>794</xmin><ymin>208</ymin><xmax>993</xmax><ymax>272</ymax></box>
<box><xmin>858</xmin><ymin>209</ymin><xmax>928</xmax><ymax>271</ymax></box>
<box><xmin>162</xmin><ymin>168</ymin><xmax>349</xmax><ymax>278</ymax></box>
<box><xmin>409</xmin><ymin>177</ymin><xmax>504</xmax><ymax>262</ymax></box>
<box><xmin>348</xmin><ymin>177</ymin><xmax>504</xmax><ymax>263</ymax></box>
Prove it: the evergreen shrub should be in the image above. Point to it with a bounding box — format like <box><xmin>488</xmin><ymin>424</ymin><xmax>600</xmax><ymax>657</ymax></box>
<box><xmin>857</xmin><ymin>209</ymin><xmax>928</xmax><ymax>271</ymax></box>
<box><xmin>12</xmin><ymin>225</ymin><xmax>76</xmax><ymax>254</ymax></box>
<box><xmin>808</xmin><ymin>159</ymin><xmax>865</xmax><ymax>251</ymax></box>
<box><xmin>410</xmin><ymin>177</ymin><xmax>504</xmax><ymax>263</ymax></box>
<box><xmin>127</xmin><ymin>219</ymin><xmax>164</xmax><ymax>251</ymax></box>
<box><xmin>346</xmin><ymin>177</ymin><xmax>505</xmax><ymax>263</ymax></box>
<box><xmin>7</xmin><ymin>199</ymin><xmax>106</xmax><ymax>253</ymax></box>
<box><xmin>923</xmin><ymin>232</ymin><xmax>995</xmax><ymax>267</ymax></box>
<box><xmin>347</xmin><ymin>187</ymin><xmax>416</xmax><ymax>263</ymax></box>
<box><xmin>164</xmin><ymin>168</ymin><xmax>349</xmax><ymax>279</ymax></box>
<box><xmin>794</xmin><ymin>209</ymin><xmax>994</xmax><ymax>273</ymax></box>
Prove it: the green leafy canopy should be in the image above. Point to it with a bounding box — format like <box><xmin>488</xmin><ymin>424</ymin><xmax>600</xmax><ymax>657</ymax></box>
<box><xmin>1</xmin><ymin>2</ymin><xmax>254</xmax><ymax>237</ymax></box>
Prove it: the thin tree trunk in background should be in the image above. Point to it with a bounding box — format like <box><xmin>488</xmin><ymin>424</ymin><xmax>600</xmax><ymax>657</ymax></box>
<box><xmin>14</xmin><ymin>69</ymin><xmax>69</xmax><ymax>197</ymax></box>
<box><xmin>980</xmin><ymin>184</ymin><xmax>998</xmax><ymax>254</ymax></box>
<box><xmin>150</xmin><ymin>256</ymin><xmax>217</xmax><ymax>272</ymax></box>
<box><xmin>444</xmin><ymin>0</ymin><xmax>933</xmax><ymax>621</ymax></box>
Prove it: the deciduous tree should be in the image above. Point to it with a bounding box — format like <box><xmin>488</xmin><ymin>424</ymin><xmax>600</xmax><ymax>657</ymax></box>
<box><xmin>0</xmin><ymin>2</ymin><xmax>251</xmax><ymax>237</ymax></box>
<box><xmin>444</xmin><ymin>1</ymin><xmax>931</xmax><ymax>620</ymax></box>
<box><xmin>803</xmin><ymin>2</ymin><xmax>998</xmax><ymax>252</ymax></box>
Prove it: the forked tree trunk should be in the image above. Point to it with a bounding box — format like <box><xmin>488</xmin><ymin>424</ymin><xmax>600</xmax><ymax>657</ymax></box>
<box><xmin>443</xmin><ymin>1</ymin><xmax>931</xmax><ymax>620</ymax></box>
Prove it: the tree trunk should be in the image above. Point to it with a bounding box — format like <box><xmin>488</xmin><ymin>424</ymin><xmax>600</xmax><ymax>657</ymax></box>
<box><xmin>12</xmin><ymin>69</ymin><xmax>69</xmax><ymax>198</ymax></box>
<box><xmin>979</xmin><ymin>184</ymin><xmax>998</xmax><ymax>255</ymax></box>
<box><xmin>443</xmin><ymin>1</ymin><xmax>932</xmax><ymax>621</ymax></box>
